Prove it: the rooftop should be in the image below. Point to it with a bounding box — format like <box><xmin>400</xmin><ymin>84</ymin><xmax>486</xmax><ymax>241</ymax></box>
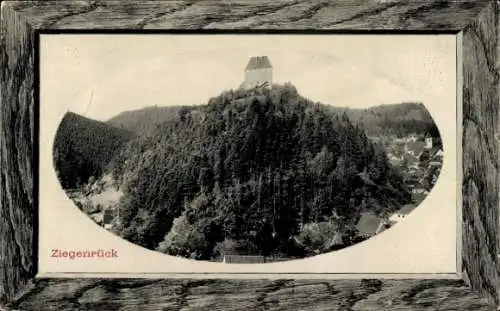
<box><xmin>407</xmin><ymin>141</ymin><xmax>426</xmax><ymax>152</ymax></box>
<box><xmin>397</xmin><ymin>204</ymin><xmax>418</xmax><ymax>215</ymax></box>
<box><xmin>432</xmin><ymin>148</ymin><xmax>444</xmax><ymax>157</ymax></box>
<box><xmin>245</xmin><ymin>56</ymin><xmax>272</xmax><ymax>70</ymax></box>
<box><xmin>356</xmin><ymin>214</ymin><xmax>384</xmax><ymax>235</ymax></box>
<box><xmin>413</xmin><ymin>192</ymin><xmax>428</xmax><ymax>203</ymax></box>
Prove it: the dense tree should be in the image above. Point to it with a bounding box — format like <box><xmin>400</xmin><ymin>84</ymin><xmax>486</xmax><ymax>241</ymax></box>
<box><xmin>101</xmin><ymin>84</ymin><xmax>411</xmax><ymax>260</ymax></box>
<box><xmin>53</xmin><ymin>112</ymin><xmax>134</xmax><ymax>189</ymax></box>
<box><xmin>296</xmin><ymin>222</ymin><xmax>342</xmax><ymax>255</ymax></box>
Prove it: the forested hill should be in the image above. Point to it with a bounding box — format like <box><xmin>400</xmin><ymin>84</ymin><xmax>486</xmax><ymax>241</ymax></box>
<box><xmin>329</xmin><ymin>102</ymin><xmax>439</xmax><ymax>137</ymax></box>
<box><xmin>53</xmin><ymin>112</ymin><xmax>134</xmax><ymax>189</ymax></box>
<box><xmin>107</xmin><ymin>105</ymin><xmax>199</xmax><ymax>135</ymax></box>
<box><xmin>107</xmin><ymin>83</ymin><xmax>412</xmax><ymax>260</ymax></box>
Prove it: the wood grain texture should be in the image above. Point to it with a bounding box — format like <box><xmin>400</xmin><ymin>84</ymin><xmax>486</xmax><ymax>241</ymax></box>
<box><xmin>0</xmin><ymin>1</ymin><xmax>36</xmax><ymax>306</ymax></box>
<box><xmin>0</xmin><ymin>0</ymin><xmax>499</xmax><ymax>310</ymax></box>
<box><xmin>0</xmin><ymin>279</ymin><xmax>496</xmax><ymax>311</ymax></box>
<box><xmin>462</xmin><ymin>0</ymin><xmax>500</xmax><ymax>304</ymax></box>
<box><xmin>0</xmin><ymin>0</ymin><xmax>491</xmax><ymax>30</ymax></box>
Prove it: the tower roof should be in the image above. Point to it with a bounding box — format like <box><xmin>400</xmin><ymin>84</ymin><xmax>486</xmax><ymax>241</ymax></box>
<box><xmin>245</xmin><ymin>56</ymin><xmax>272</xmax><ymax>70</ymax></box>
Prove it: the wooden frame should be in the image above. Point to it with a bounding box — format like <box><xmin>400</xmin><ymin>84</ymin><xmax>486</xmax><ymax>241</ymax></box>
<box><xmin>1</xmin><ymin>1</ymin><xmax>499</xmax><ymax>309</ymax></box>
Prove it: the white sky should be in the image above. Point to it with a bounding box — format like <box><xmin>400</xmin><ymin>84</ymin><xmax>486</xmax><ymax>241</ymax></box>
<box><xmin>41</xmin><ymin>34</ymin><xmax>456</xmax><ymax>121</ymax></box>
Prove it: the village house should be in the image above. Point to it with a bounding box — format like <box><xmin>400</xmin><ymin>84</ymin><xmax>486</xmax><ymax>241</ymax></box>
<box><xmin>89</xmin><ymin>213</ymin><xmax>103</xmax><ymax>225</ymax></box>
<box><xmin>404</xmin><ymin>153</ymin><xmax>420</xmax><ymax>170</ymax></box>
<box><xmin>425</xmin><ymin>133</ymin><xmax>433</xmax><ymax>149</ymax></box>
<box><xmin>405</xmin><ymin>141</ymin><xmax>426</xmax><ymax>158</ymax></box>
<box><xmin>412</xmin><ymin>188</ymin><xmax>428</xmax><ymax>195</ymax></box>
<box><xmin>389</xmin><ymin>150</ymin><xmax>404</xmax><ymax>160</ymax></box>
<box><xmin>433</xmin><ymin>149</ymin><xmax>444</xmax><ymax>158</ymax></box>
<box><xmin>92</xmin><ymin>208</ymin><xmax>114</xmax><ymax>227</ymax></box>
<box><xmin>429</xmin><ymin>160</ymin><xmax>442</xmax><ymax>167</ymax></box>
<box><xmin>406</xmin><ymin>182</ymin><xmax>428</xmax><ymax>197</ymax></box>
<box><xmin>240</xmin><ymin>56</ymin><xmax>273</xmax><ymax>90</ymax></box>
<box><xmin>407</xmin><ymin>167</ymin><xmax>419</xmax><ymax>175</ymax></box>
<box><xmin>428</xmin><ymin>148</ymin><xmax>444</xmax><ymax>164</ymax></box>
<box><xmin>406</xmin><ymin>134</ymin><xmax>418</xmax><ymax>143</ymax></box>
<box><xmin>389</xmin><ymin>204</ymin><xmax>418</xmax><ymax>223</ymax></box>
<box><xmin>387</xmin><ymin>143</ymin><xmax>405</xmax><ymax>164</ymax></box>
<box><xmin>388</xmin><ymin>155</ymin><xmax>402</xmax><ymax>166</ymax></box>
<box><xmin>355</xmin><ymin>214</ymin><xmax>387</xmax><ymax>238</ymax></box>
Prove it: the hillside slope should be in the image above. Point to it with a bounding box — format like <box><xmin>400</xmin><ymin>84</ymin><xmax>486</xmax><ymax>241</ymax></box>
<box><xmin>105</xmin><ymin>83</ymin><xmax>411</xmax><ymax>260</ymax></box>
<box><xmin>53</xmin><ymin>112</ymin><xmax>135</xmax><ymax>189</ymax></box>
<box><xmin>106</xmin><ymin>105</ymin><xmax>199</xmax><ymax>135</ymax></box>
<box><xmin>329</xmin><ymin>102</ymin><xmax>440</xmax><ymax>138</ymax></box>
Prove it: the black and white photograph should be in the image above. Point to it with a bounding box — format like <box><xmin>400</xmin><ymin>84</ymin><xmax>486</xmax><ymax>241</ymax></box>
<box><xmin>39</xmin><ymin>34</ymin><xmax>457</xmax><ymax>275</ymax></box>
<box><xmin>53</xmin><ymin>59</ymin><xmax>445</xmax><ymax>263</ymax></box>
<box><xmin>3</xmin><ymin>1</ymin><xmax>499</xmax><ymax>309</ymax></box>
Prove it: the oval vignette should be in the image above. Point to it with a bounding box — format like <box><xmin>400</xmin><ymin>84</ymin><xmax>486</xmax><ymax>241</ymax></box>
<box><xmin>52</xmin><ymin>55</ymin><xmax>444</xmax><ymax>265</ymax></box>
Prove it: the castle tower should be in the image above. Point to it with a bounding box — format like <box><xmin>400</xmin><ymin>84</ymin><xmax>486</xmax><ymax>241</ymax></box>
<box><xmin>241</xmin><ymin>56</ymin><xmax>273</xmax><ymax>89</ymax></box>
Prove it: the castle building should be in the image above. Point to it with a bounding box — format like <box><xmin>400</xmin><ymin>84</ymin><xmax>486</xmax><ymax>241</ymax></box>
<box><xmin>240</xmin><ymin>56</ymin><xmax>273</xmax><ymax>89</ymax></box>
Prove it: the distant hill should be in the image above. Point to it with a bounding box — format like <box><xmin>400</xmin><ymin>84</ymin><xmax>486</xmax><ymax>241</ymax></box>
<box><xmin>53</xmin><ymin>112</ymin><xmax>134</xmax><ymax>189</ymax></box>
<box><xmin>106</xmin><ymin>105</ymin><xmax>199</xmax><ymax>135</ymax></box>
<box><xmin>107</xmin><ymin>102</ymin><xmax>440</xmax><ymax>139</ymax></box>
<box><xmin>328</xmin><ymin>102</ymin><xmax>440</xmax><ymax>138</ymax></box>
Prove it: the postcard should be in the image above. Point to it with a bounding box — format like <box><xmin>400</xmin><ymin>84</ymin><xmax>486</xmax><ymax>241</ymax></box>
<box><xmin>38</xmin><ymin>34</ymin><xmax>459</xmax><ymax>278</ymax></box>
